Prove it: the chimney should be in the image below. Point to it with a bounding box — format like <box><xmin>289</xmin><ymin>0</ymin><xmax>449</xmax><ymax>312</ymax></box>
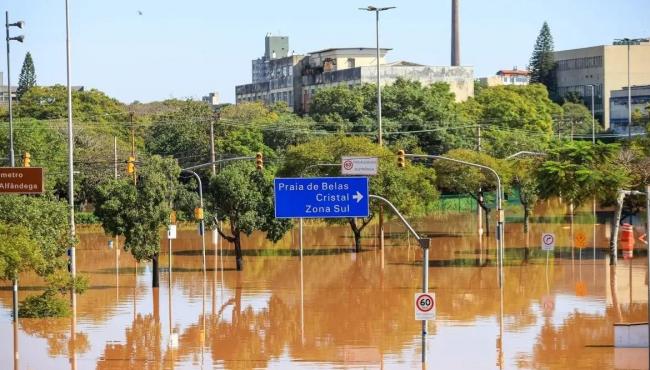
<box><xmin>451</xmin><ymin>0</ymin><xmax>460</xmax><ymax>66</ymax></box>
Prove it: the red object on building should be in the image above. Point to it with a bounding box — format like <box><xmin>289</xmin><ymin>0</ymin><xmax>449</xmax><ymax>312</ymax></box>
<box><xmin>620</xmin><ymin>223</ymin><xmax>634</xmax><ymax>259</ymax></box>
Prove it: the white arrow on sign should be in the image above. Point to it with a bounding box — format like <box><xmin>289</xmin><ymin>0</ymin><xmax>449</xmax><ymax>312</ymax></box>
<box><xmin>352</xmin><ymin>191</ymin><xmax>364</xmax><ymax>203</ymax></box>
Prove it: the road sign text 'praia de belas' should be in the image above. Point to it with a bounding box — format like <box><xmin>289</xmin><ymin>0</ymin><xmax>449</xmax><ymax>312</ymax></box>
<box><xmin>274</xmin><ymin>177</ymin><xmax>369</xmax><ymax>218</ymax></box>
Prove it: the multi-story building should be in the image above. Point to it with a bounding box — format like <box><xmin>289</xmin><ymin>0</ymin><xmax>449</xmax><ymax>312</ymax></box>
<box><xmin>236</xmin><ymin>36</ymin><xmax>475</xmax><ymax>113</ymax></box>
<box><xmin>553</xmin><ymin>40</ymin><xmax>650</xmax><ymax>131</ymax></box>
<box><xmin>610</xmin><ymin>85</ymin><xmax>650</xmax><ymax>127</ymax></box>
<box><xmin>479</xmin><ymin>68</ymin><xmax>530</xmax><ymax>87</ymax></box>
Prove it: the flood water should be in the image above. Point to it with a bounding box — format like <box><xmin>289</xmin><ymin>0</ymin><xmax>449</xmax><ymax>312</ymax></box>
<box><xmin>1</xmin><ymin>202</ymin><xmax>649</xmax><ymax>369</ymax></box>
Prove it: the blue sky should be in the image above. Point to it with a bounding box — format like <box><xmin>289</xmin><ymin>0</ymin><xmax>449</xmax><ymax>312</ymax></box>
<box><xmin>7</xmin><ymin>0</ymin><xmax>650</xmax><ymax>104</ymax></box>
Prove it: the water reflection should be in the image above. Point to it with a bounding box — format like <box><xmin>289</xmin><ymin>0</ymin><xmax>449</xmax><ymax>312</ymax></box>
<box><xmin>0</xmin><ymin>209</ymin><xmax>648</xmax><ymax>369</ymax></box>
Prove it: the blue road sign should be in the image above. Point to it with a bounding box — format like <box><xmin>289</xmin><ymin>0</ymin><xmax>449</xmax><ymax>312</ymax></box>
<box><xmin>274</xmin><ymin>177</ymin><xmax>369</xmax><ymax>218</ymax></box>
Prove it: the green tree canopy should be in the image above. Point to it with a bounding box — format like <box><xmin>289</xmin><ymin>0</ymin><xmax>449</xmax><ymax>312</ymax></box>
<box><xmin>15</xmin><ymin>86</ymin><xmax>127</xmax><ymax>123</ymax></box>
<box><xmin>475</xmin><ymin>84</ymin><xmax>560</xmax><ymax>135</ymax></box>
<box><xmin>94</xmin><ymin>155</ymin><xmax>180</xmax><ymax>286</ymax></box>
<box><xmin>0</xmin><ymin>195</ymin><xmax>70</xmax><ymax>276</ymax></box>
<box><xmin>537</xmin><ymin>141</ymin><xmax>630</xmax><ymax>209</ymax></box>
<box><xmin>207</xmin><ymin>162</ymin><xmax>292</xmax><ymax>270</ymax></box>
<box><xmin>17</xmin><ymin>52</ymin><xmax>36</xmax><ymax>100</ymax></box>
<box><xmin>0</xmin><ymin>223</ymin><xmax>45</xmax><ymax>281</ymax></box>
<box><xmin>559</xmin><ymin>102</ymin><xmax>595</xmax><ymax>137</ymax></box>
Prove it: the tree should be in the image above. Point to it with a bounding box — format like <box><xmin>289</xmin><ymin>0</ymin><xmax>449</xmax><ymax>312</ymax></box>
<box><xmin>281</xmin><ymin>135</ymin><xmax>438</xmax><ymax>252</ymax></box>
<box><xmin>15</xmin><ymin>86</ymin><xmax>126</xmax><ymax>123</ymax></box>
<box><xmin>16</xmin><ymin>52</ymin><xmax>36</xmax><ymax>100</ymax></box>
<box><xmin>94</xmin><ymin>155</ymin><xmax>180</xmax><ymax>287</ymax></box>
<box><xmin>537</xmin><ymin>141</ymin><xmax>629</xmax><ymax>210</ymax></box>
<box><xmin>0</xmin><ymin>195</ymin><xmax>71</xmax><ymax>275</ymax></box>
<box><xmin>433</xmin><ymin>149</ymin><xmax>511</xmax><ymax>235</ymax></box>
<box><xmin>146</xmin><ymin>100</ymin><xmax>213</xmax><ymax>168</ymax></box>
<box><xmin>207</xmin><ymin>162</ymin><xmax>292</xmax><ymax>271</ymax></box>
<box><xmin>529</xmin><ymin>22</ymin><xmax>556</xmax><ymax>98</ymax></box>
<box><xmin>475</xmin><ymin>84</ymin><xmax>560</xmax><ymax>135</ymax></box>
<box><xmin>0</xmin><ymin>223</ymin><xmax>44</xmax><ymax>282</ymax></box>
<box><xmin>510</xmin><ymin>158</ymin><xmax>543</xmax><ymax>234</ymax></box>
<box><xmin>560</xmin><ymin>102</ymin><xmax>594</xmax><ymax>137</ymax></box>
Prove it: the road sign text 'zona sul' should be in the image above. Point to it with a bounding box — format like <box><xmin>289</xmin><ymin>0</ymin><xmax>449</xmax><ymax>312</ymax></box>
<box><xmin>274</xmin><ymin>177</ymin><xmax>369</xmax><ymax>218</ymax></box>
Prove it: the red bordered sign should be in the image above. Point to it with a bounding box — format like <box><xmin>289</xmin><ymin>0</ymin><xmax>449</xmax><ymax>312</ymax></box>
<box><xmin>415</xmin><ymin>292</ymin><xmax>436</xmax><ymax>320</ymax></box>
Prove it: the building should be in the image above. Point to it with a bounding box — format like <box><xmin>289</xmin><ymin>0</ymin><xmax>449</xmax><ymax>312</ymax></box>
<box><xmin>553</xmin><ymin>39</ymin><xmax>650</xmax><ymax>131</ymax></box>
<box><xmin>236</xmin><ymin>36</ymin><xmax>474</xmax><ymax>113</ymax></box>
<box><xmin>610</xmin><ymin>85</ymin><xmax>650</xmax><ymax>127</ymax></box>
<box><xmin>201</xmin><ymin>92</ymin><xmax>220</xmax><ymax>109</ymax></box>
<box><xmin>479</xmin><ymin>68</ymin><xmax>530</xmax><ymax>87</ymax></box>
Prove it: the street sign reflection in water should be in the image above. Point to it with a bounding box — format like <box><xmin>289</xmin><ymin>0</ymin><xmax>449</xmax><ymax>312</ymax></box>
<box><xmin>274</xmin><ymin>177</ymin><xmax>369</xmax><ymax>218</ymax></box>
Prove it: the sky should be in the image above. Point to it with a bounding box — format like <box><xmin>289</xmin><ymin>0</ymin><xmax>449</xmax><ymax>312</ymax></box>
<box><xmin>6</xmin><ymin>0</ymin><xmax>650</xmax><ymax>104</ymax></box>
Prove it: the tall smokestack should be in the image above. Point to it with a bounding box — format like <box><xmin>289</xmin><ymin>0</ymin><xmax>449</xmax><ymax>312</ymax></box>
<box><xmin>451</xmin><ymin>0</ymin><xmax>460</xmax><ymax>66</ymax></box>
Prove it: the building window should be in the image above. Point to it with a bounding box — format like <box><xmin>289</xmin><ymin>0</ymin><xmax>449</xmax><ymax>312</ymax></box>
<box><xmin>347</xmin><ymin>58</ymin><xmax>355</xmax><ymax>68</ymax></box>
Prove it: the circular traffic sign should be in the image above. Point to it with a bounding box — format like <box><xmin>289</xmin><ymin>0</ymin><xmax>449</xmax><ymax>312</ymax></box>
<box><xmin>416</xmin><ymin>293</ymin><xmax>435</xmax><ymax>312</ymax></box>
<box><xmin>343</xmin><ymin>160</ymin><xmax>354</xmax><ymax>170</ymax></box>
<box><xmin>543</xmin><ymin>234</ymin><xmax>554</xmax><ymax>247</ymax></box>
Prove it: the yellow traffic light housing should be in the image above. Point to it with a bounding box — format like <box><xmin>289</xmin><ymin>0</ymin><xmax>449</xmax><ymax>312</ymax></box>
<box><xmin>126</xmin><ymin>156</ymin><xmax>135</xmax><ymax>174</ymax></box>
<box><xmin>255</xmin><ymin>152</ymin><xmax>263</xmax><ymax>171</ymax></box>
<box><xmin>194</xmin><ymin>207</ymin><xmax>204</xmax><ymax>220</ymax></box>
<box><xmin>169</xmin><ymin>211</ymin><xmax>177</xmax><ymax>224</ymax></box>
<box><xmin>22</xmin><ymin>152</ymin><xmax>31</xmax><ymax>167</ymax></box>
<box><xmin>397</xmin><ymin>150</ymin><xmax>405</xmax><ymax>168</ymax></box>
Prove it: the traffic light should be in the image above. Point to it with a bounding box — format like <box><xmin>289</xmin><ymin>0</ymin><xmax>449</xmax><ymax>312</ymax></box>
<box><xmin>194</xmin><ymin>207</ymin><xmax>204</xmax><ymax>220</ymax></box>
<box><xmin>126</xmin><ymin>156</ymin><xmax>135</xmax><ymax>174</ymax></box>
<box><xmin>22</xmin><ymin>152</ymin><xmax>31</xmax><ymax>167</ymax></box>
<box><xmin>397</xmin><ymin>150</ymin><xmax>405</xmax><ymax>168</ymax></box>
<box><xmin>255</xmin><ymin>152</ymin><xmax>263</xmax><ymax>171</ymax></box>
<box><xmin>169</xmin><ymin>211</ymin><xmax>177</xmax><ymax>224</ymax></box>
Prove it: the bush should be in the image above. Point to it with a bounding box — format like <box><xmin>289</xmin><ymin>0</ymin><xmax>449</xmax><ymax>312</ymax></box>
<box><xmin>75</xmin><ymin>212</ymin><xmax>100</xmax><ymax>225</ymax></box>
<box><xmin>19</xmin><ymin>291</ymin><xmax>70</xmax><ymax>318</ymax></box>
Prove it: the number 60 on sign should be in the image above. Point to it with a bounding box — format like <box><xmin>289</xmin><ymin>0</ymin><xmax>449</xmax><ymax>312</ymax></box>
<box><xmin>414</xmin><ymin>292</ymin><xmax>436</xmax><ymax>320</ymax></box>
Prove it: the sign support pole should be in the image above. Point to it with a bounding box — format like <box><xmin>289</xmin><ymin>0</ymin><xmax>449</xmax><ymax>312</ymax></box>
<box><xmin>299</xmin><ymin>218</ymin><xmax>303</xmax><ymax>259</ymax></box>
<box><xmin>420</xmin><ymin>238</ymin><xmax>430</xmax><ymax>364</ymax></box>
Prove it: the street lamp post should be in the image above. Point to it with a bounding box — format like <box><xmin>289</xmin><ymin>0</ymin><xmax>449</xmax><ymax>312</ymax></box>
<box><xmin>5</xmin><ymin>12</ymin><xmax>23</xmax><ymax>327</ymax></box>
<box><xmin>586</xmin><ymin>84</ymin><xmax>596</xmax><ymax>144</ymax></box>
<box><xmin>405</xmin><ymin>153</ymin><xmax>505</xmax><ymax>287</ymax></box>
<box><xmin>614</xmin><ymin>38</ymin><xmax>649</xmax><ymax>138</ymax></box>
<box><xmin>359</xmin><ymin>5</ymin><xmax>395</xmax><ymax>147</ymax></box>
<box><xmin>5</xmin><ymin>12</ymin><xmax>24</xmax><ymax>167</ymax></box>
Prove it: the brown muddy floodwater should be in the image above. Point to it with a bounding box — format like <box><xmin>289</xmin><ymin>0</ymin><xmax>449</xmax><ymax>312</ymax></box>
<box><xmin>1</xmin><ymin>202</ymin><xmax>649</xmax><ymax>369</ymax></box>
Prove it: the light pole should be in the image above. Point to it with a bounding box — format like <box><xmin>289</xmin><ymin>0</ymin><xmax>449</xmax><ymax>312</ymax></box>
<box><xmin>586</xmin><ymin>84</ymin><xmax>596</xmax><ymax>144</ymax></box>
<box><xmin>614</xmin><ymin>38</ymin><xmax>649</xmax><ymax>138</ymax></box>
<box><xmin>5</xmin><ymin>12</ymin><xmax>24</xmax><ymax>328</ymax></box>
<box><xmin>405</xmin><ymin>153</ymin><xmax>505</xmax><ymax>287</ymax></box>
<box><xmin>359</xmin><ymin>5</ymin><xmax>395</xmax><ymax>147</ymax></box>
<box><xmin>5</xmin><ymin>12</ymin><xmax>24</xmax><ymax>167</ymax></box>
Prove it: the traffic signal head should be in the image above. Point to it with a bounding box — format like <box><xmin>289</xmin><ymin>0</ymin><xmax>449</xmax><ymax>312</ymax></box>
<box><xmin>194</xmin><ymin>207</ymin><xmax>204</xmax><ymax>220</ymax></box>
<box><xmin>126</xmin><ymin>156</ymin><xmax>135</xmax><ymax>174</ymax></box>
<box><xmin>22</xmin><ymin>152</ymin><xmax>31</xmax><ymax>167</ymax></box>
<box><xmin>170</xmin><ymin>211</ymin><xmax>177</xmax><ymax>224</ymax></box>
<box><xmin>397</xmin><ymin>150</ymin><xmax>405</xmax><ymax>168</ymax></box>
<box><xmin>255</xmin><ymin>152</ymin><xmax>263</xmax><ymax>170</ymax></box>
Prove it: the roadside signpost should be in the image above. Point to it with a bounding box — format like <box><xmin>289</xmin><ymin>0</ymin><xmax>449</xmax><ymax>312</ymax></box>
<box><xmin>575</xmin><ymin>230</ymin><xmax>587</xmax><ymax>248</ymax></box>
<box><xmin>341</xmin><ymin>156</ymin><xmax>378</xmax><ymax>176</ymax></box>
<box><xmin>274</xmin><ymin>177</ymin><xmax>369</xmax><ymax>219</ymax></box>
<box><xmin>0</xmin><ymin>167</ymin><xmax>43</xmax><ymax>194</ymax></box>
<box><xmin>542</xmin><ymin>233</ymin><xmax>555</xmax><ymax>251</ymax></box>
<box><xmin>414</xmin><ymin>292</ymin><xmax>436</xmax><ymax>320</ymax></box>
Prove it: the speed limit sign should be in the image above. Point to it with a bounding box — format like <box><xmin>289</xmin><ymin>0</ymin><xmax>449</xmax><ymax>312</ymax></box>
<box><xmin>414</xmin><ymin>292</ymin><xmax>436</xmax><ymax>320</ymax></box>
